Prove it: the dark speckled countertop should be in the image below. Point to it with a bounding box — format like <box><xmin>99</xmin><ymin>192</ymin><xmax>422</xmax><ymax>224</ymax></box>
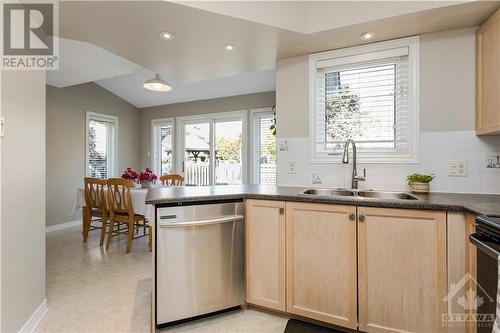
<box><xmin>145</xmin><ymin>185</ymin><xmax>500</xmax><ymax>216</ymax></box>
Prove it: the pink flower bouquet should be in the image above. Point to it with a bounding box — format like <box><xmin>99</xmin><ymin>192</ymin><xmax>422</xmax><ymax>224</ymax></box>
<box><xmin>138</xmin><ymin>168</ymin><xmax>157</xmax><ymax>188</ymax></box>
<box><xmin>122</xmin><ymin>167</ymin><xmax>139</xmax><ymax>180</ymax></box>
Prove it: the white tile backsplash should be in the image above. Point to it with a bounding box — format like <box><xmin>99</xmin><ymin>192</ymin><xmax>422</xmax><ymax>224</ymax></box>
<box><xmin>277</xmin><ymin>130</ymin><xmax>500</xmax><ymax>194</ymax></box>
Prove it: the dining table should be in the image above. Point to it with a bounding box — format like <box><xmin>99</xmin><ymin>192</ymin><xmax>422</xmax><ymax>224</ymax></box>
<box><xmin>73</xmin><ymin>184</ymin><xmax>163</xmax><ymax>222</ymax></box>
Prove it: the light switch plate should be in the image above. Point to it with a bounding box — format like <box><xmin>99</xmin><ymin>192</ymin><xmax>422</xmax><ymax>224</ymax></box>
<box><xmin>448</xmin><ymin>160</ymin><xmax>467</xmax><ymax>177</ymax></box>
<box><xmin>288</xmin><ymin>161</ymin><xmax>296</xmax><ymax>174</ymax></box>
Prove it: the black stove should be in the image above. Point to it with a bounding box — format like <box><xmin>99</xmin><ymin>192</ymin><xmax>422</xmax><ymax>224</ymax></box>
<box><xmin>470</xmin><ymin>215</ymin><xmax>500</xmax><ymax>333</ymax></box>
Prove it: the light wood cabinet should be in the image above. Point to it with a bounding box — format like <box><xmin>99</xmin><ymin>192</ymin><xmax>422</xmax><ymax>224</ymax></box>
<box><xmin>245</xmin><ymin>199</ymin><xmax>286</xmax><ymax>311</ymax></box>
<box><xmin>285</xmin><ymin>202</ymin><xmax>358</xmax><ymax>329</ymax></box>
<box><xmin>447</xmin><ymin>213</ymin><xmax>478</xmax><ymax>333</ymax></box>
<box><xmin>357</xmin><ymin>207</ymin><xmax>447</xmax><ymax>333</ymax></box>
<box><xmin>476</xmin><ymin>9</ymin><xmax>500</xmax><ymax>135</ymax></box>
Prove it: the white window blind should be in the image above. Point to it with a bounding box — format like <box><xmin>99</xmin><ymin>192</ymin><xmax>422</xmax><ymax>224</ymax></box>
<box><xmin>152</xmin><ymin>119</ymin><xmax>174</xmax><ymax>176</ymax></box>
<box><xmin>310</xmin><ymin>37</ymin><xmax>419</xmax><ymax>163</ymax></box>
<box><xmin>86</xmin><ymin>113</ymin><xmax>117</xmax><ymax>179</ymax></box>
<box><xmin>252</xmin><ymin>111</ymin><xmax>276</xmax><ymax>185</ymax></box>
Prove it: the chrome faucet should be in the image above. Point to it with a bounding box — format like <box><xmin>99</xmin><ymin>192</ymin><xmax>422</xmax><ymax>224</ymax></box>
<box><xmin>342</xmin><ymin>139</ymin><xmax>366</xmax><ymax>189</ymax></box>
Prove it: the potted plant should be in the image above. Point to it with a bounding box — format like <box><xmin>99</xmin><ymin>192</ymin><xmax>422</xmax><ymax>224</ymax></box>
<box><xmin>139</xmin><ymin>168</ymin><xmax>157</xmax><ymax>188</ymax></box>
<box><xmin>407</xmin><ymin>173</ymin><xmax>434</xmax><ymax>193</ymax></box>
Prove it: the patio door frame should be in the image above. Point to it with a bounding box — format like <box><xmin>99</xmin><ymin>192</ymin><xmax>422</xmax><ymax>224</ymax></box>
<box><xmin>176</xmin><ymin>110</ymin><xmax>248</xmax><ymax>185</ymax></box>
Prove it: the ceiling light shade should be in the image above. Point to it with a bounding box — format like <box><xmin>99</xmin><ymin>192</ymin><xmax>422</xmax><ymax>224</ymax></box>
<box><xmin>360</xmin><ymin>31</ymin><xmax>375</xmax><ymax>40</ymax></box>
<box><xmin>160</xmin><ymin>31</ymin><xmax>174</xmax><ymax>40</ymax></box>
<box><xmin>224</xmin><ymin>44</ymin><xmax>235</xmax><ymax>51</ymax></box>
<box><xmin>143</xmin><ymin>74</ymin><xmax>172</xmax><ymax>92</ymax></box>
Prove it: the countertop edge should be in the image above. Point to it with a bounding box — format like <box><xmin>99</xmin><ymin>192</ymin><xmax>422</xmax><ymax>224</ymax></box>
<box><xmin>146</xmin><ymin>192</ymin><xmax>481</xmax><ymax>215</ymax></box>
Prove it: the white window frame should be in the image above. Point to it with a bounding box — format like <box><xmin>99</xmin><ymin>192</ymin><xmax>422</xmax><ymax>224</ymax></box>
<box><xmin>151</xmin><ymin>118</ymin><xmax>175</xmax><ymax>176</ymax></box>
<box><xmin>176</xmin><ymin>110</ymin><xmax>248</xmax><ymax>185</ymax></box>
<box><xmin>308</xmin><ymin>36</ymin><xmax>420</xmax><ymax>164</ymax></box>
<box><xmin>85</xmin><ymin>111</ymin><xmax>118</xmax><ymax>178</ymax></box>
<box><xmin>250</xmin><ymin>107</ymin><xmax>276</xmax><ymax>184</ymax></box>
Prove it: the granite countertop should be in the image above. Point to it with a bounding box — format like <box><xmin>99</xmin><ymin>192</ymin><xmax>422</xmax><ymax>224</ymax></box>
<box><xmin>145</xmin><ymin>184</ymin><xmax>500</xmax><ymax>216</ymax></box>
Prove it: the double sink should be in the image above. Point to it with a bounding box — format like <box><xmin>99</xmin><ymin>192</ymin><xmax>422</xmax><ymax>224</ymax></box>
<box><xmin>300</xmin><ymin>188</ymin><xmax>420</xmax><ymax>200</ymax></box>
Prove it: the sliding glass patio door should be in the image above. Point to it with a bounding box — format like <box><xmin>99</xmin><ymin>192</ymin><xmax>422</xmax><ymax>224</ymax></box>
<box><xmin>179</xmin><ymin>112</ymin><xmax>246</xmax><ymax>186</ymax></box>
<box><xmin>215</xmin><ymin>120</ymin><xmax>243</xmax><ymax>185</ymax></box>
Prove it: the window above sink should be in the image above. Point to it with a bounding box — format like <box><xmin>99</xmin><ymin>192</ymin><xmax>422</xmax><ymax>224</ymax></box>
<box><xmin>308</xmin><ymin>36</ymin><xmax>420</xmax><ymax>164</ymax></box>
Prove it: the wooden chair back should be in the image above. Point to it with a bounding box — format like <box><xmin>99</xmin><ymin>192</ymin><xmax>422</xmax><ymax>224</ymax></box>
<box><xmin>84</xmin><ymin>177</ymin><xmax>107</xmax><ymax>210</ymax></box>
<box><xmin>106</xmin><ymin>178</ymin><xmax>134</xmax><ymax>217</ymax></box>
<box><xmin>160</xmin><ymin>174</ymin><xmax>184</xmax><ymax>186</ymax></box>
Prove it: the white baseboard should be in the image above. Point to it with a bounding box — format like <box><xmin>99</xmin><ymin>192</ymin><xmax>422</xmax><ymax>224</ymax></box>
<box><xmin>19</xmin><ymin>299</ymin><xmax>48</xmax><ymax>333</ymax></box>
<box><xmin>45</xmin><ymin>219</ymin><xmax>81</xmax><ymax>233</ymax></box>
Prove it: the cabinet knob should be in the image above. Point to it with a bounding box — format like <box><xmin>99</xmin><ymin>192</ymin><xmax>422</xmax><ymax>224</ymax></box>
<box><xmin>359</xmin><ymin>215</ymin><xmax>366</xmax><ymax>223</ymax></box>
<box><xmin>349</xmin><ymin>213</ymin><xmax>356</xmax><ymax>221</ymax></box>
<box><xmin>279</xmin><ymin>208</ymin><xmax>285</xmax><ymax>215</ymax></box>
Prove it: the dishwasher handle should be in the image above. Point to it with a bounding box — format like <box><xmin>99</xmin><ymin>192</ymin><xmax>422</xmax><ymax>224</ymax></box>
<box><xmin>469</xmin><ymin>233</ymin><xmax>500</xmax><ymax>260</ymax></box>
<box><xmin>159</xmin><ymin>215</ymin><xmax>244</xmax><ymax>228</ymax></box>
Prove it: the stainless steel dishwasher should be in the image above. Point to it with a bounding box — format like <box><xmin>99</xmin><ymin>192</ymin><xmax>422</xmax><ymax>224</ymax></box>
<box><xmin>156</xmin><ymin>200</ymin><xmax>245</xmax><ymax>328</ymax></box>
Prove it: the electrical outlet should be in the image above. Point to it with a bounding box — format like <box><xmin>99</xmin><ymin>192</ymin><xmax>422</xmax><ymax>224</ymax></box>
<box><xmin>448</xmin><ymin>160</ymin><xmax>467</xmax><ymax>177</ymax></box>
<box><xmin>288</xmin><ymin>161</ymin><xmax>296</xmax><ymax>174</ymax></box>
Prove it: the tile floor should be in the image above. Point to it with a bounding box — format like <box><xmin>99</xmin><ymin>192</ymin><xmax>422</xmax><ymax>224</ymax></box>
<box><xmin>37</xmin><ymin>225</ymin><xmax>288</xmax><ymax>333</ymax></box>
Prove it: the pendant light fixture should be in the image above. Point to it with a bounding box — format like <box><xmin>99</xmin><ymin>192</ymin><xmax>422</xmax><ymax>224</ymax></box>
<box><xmin>143</xmin><ymin>73</ymin><xmax>172</xmax><ymax>92</ymax></box>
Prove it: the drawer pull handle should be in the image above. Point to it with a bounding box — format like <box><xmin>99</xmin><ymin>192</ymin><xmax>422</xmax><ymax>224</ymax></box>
<box><xmin>359</xmin><ymin>215</ymin><xmax>366</xmax><ymax>223</ymax></box>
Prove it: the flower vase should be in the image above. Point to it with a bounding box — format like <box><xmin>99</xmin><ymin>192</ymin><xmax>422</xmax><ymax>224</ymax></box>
<box><xmin>141</xmin><ymin>181</ymin><xmax>152</xmax><ymax>189</ymax></box>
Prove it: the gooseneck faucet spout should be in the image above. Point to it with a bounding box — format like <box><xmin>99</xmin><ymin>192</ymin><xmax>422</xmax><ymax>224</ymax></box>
<box><xmin>342</xmin><ymin>139</ymin><xmax>366</xmax><ymax>190</ymax></box>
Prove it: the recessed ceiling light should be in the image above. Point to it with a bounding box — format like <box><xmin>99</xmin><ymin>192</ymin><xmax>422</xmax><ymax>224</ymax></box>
<box><xmin>224</xmin><ymin>44</ymin><xmax>235</xmax><ymax>51</ymax></box>
<box><xmin>143</xmin><ymin>74</ymin><xmax>172</xmax><ymax>92</ymax></box>
<box><xmin>160</xmin><ymin>31</ymin><xmax>174</xmax><ymax>40</ymax></box>
<box><xmin>360</xmin><ymin>32</ymin><xmax>375</xmax><ymax>41</ymax></box>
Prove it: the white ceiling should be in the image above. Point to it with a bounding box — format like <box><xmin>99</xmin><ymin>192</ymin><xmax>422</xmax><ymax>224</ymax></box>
<box><xmin>95</xmin><ymin>69</ymin><xmax>276</xmax><ymax>108</ymax></box>
<box><xmin>178</xmin><ymin>1</ymin><xmax>466</xmax><ymax>34</ymax></box>
<box><xmin>47</xmin><ymin>38</ymin><xmax>143</xmax><ymax>88</ymax></box>
<box><xmin>52</xmin><ymin>1</ymin><xmax>500</xmax><ymax>108</ymax></box>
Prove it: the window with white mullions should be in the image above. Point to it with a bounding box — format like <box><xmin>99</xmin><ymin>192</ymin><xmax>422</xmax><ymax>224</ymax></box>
<box><xmin>310</xmin><ymin>36</ymin><xmax>419</xmax><ymax>163</ymax></box>
<box><xmin>252</xmin><ymin>109</ymin><xmax>276</xmax><ymax>185</ymax></box>
<box><xmin>152</xmin><ymin>119</ymin><xmax>174</xmax><ymax>176</ymax></box>
<box><xmin>86</xmin><ymin>112</ymin><xmax>117</xmax><ymax>179</ymax></box>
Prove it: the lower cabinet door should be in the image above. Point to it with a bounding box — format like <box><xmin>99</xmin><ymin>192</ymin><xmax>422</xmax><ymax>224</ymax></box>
<box><xmin>286</xmin><ymin>202</ymin><xmax>358</xmax><ymax>329</ymax></box>
<box><xmin>246</xmin><ymin>199</ymin><xmax>286</xmax><ymax>311</ymax></box>
<box><xmin>357</xmin><ymin>207</ymin><xmax>447</xmax><ymax>333</ymax></box>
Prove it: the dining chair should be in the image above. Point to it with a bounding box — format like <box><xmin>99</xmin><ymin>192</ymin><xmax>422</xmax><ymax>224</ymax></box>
<box><xmin>106</xmin><ymin>178</ymin><xmax>150</xmax><ymax>253</ymax></box>
<box><xmin>160</xmin><ymin>174</ymin><xmax>184</xmax><ymax>186</ymax></box>
<box><xmin>83</xmin><ymin>177</ymin><xmax>109</xmax><ymax>246</ymax></box>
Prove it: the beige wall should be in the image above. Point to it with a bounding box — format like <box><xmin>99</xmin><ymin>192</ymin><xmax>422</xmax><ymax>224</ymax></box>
<box><xmin>275</xmin><ymin>27</ymin><xmax>477</xmax><ymax>137</ymax></box>
<box><xmin>1</xmin><ymin>70</ymin><xmax>46</xmax><ymax>332</ymax></box>
<box><xmin>419</xmin><ymin>28</ymin><xmax>476</xmax><ymax>132</ymax></box>
<box><xmin>46</xmin><ymin>83</ymin><xmax>140</xmax><ymax>226</ymax></box>
<box><xmin>139</xmin><ymin>91</ymin><xmax>275</xmax><ymax>169</ymax></box>
<box><xmin>275</xmin><ymin>55</ymin><xmax>309</xmax><ymax>138</ymax></box>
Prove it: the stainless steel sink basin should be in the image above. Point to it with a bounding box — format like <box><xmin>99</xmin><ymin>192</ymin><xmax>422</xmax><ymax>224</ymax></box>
<box><xmin>356</xmin><ymin>191</ymin><xmax>419</xmax><ymax>200</ymax></box>
<box><xmin>301</xmin><ymin>188</ymin><xmax>354</xmax><ymax>197</ymax></box>
<box><xmin>299</xmin><ymin>188</ymin><xmax>419</xmax><ymax>200</ymax></box>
